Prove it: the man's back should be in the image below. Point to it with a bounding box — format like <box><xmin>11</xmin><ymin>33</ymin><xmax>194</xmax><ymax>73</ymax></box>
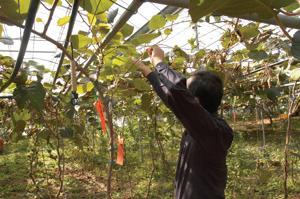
<box><xmin>146</xmin><ymin>61</ymin><xmax>233</xmax><ymax>198</ymax></box>
<box><xmin>133</xmin><ymin>45</ymin><xmax>233</xmax><ymax>198</ymax></box>
<box><xmin>175</xmin><ymin>117</ymin><xmax>233</xmax><ymax>199</ymax></box>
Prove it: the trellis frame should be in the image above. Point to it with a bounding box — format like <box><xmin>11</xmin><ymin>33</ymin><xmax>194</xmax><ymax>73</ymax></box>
<box><xmin>1</xmin><ymin>0</ymin><xmax>300</xmax><ymax>93</ymax></box>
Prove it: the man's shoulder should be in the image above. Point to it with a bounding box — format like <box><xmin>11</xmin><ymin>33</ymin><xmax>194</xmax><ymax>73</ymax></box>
<box><xmin>214</xmin><ymin>116</ymin><xmax>232</xmax><ymax>130</ymax></box>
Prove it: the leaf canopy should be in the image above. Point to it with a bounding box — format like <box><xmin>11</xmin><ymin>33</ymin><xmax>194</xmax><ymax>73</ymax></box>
<box><xmin>189</xmin><ymin>0</ymin><xmax>296</xmax><ymax>22</ymax></box>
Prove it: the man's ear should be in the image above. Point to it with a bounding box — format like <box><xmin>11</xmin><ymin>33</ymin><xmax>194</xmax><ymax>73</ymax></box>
<box><xmin>186</xmin><ymin>76</ymin><xmax>195</xmax><ymax>90</ymax></box>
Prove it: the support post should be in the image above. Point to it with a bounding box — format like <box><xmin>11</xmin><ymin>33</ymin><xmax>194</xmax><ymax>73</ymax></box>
<box><xmin>52</xmin><ymin>0</ymin><xmax>80</xmax><ymax>87</ymax></box>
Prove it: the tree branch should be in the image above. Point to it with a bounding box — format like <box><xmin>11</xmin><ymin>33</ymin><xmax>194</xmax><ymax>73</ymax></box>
<box><xmin>43</xmin><ymin>0</ymin><xmax>59</xmax><ymax>35</ymax></box>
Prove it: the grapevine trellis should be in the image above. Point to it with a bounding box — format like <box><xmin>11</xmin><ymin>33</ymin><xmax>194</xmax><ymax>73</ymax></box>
<box><xmin>1</xmin><ymin>0</ymin><xmax>300</xmax><ymax>198</ymax></box>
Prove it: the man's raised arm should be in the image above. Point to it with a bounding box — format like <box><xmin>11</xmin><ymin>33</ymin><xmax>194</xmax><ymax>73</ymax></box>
<box><xmin>132</xmin><ymin>46</ymin><xmax>220</xmax><ymax>149</ymax></box>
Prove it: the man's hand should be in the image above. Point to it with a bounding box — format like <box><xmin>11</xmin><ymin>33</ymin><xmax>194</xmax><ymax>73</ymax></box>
<box><xmin>132</xmin><ymin>58</ymin><xmax>152</xmax><ymax>77</ymax></box>
<box><xmin>147</xmin><ymin>45</ymin><xmax>164</xmax><ymax>66</ymax></box>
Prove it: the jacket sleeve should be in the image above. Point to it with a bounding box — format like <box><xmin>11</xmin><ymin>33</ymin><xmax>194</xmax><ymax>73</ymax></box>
<box><xmin>146</xmin><ymin>62</ymin><xmax>220</xmax><ymax>148</ymax></box>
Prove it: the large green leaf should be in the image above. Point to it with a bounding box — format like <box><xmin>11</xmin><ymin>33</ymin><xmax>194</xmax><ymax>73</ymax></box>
<box><xmin>148</xmin><ymin>15</ymin><xmax>166</xmax><ymax>30</ymax></box>
<box><xmin>239</xmin><ymin>23</ymin><xmax>260</xmax><ymax>40</ymax></box>
<box><xmin>80</xmin><ymin>0</ymin><xmax>113</xmax><ymax>15</ymax></box>
<box><xmin>13</xmin><ymin>85</ymin><xmax>28</xmax><ymax>109</ymax></box>
<box><xmin>248</xmin><ymin>50</ymin><xmax>268</xmax><ymax>61</ymax></box>
<box><xmin>70</xmin><ymin>34</ymin><xmax>93</xmax><ymax>49</ymax></box>
<box><xmin>131</xmin><ymin>33</ymin><xmax>161</xmax><ymax>46</ymax></box>
<box><xmin>13</xmin><ymin>81</ymin><xmax>46</xmax><ymax>111</ymax></box>
<box><xmin>0</xmin><ymin>0</ymin><xmax>30</xmax><ymax>22</ymax></box>
<box><xmin>133</xmin><ymin>78</ymin><xmax>151</xmax><ymax>91</ymax></box>
<box><xmin>27</xmin><ymin>82</ymin><xmax>46</xmax><ymax>111</ymax></box>
<box><xmin>189</xmin><ymin>0</ymin><xmax>296</xmax><ymax>22</ymax></box>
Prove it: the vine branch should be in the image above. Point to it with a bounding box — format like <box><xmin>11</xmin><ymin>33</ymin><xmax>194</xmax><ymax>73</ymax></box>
<box><xmin>43</xmin><ymin>0</ymin><xmax>59</xmax><ymax>35</ymax></box>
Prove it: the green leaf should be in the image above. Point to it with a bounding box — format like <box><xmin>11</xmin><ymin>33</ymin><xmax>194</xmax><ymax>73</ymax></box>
<box><xmin>220</xmin><ymin>31</ymin><xmax>238</xmax><ymax>48</ymax></box>
<box><xmin>93</xmin><ymin>23</ymin><xmax>110</xmax><ymax>36</ymax></box>
<box><xmin>173</xmin><ymin>45</ymin><xmax>189</xmax><ymax>59</ymax></box>
<box><xmin>248</xmin><ymin>50</ymin><xmax>268</xmax><ymax>61</ymax></box>
<box><xmin>77</xmin><ymin>82</ymin><xmax>94</xmax><ymax>94</ymax></box>
<box><xmin>57</xmin><ymin>16</ymin><xmax>70</xmax><ymax>26</ymax></box>
<box><xmin>87</xmin><ymin>13</ymin><xmax>97</xmax><ymax>26</ymax></box>
<box><xmin>13</xmin><ymin>70</ymin><xmax>28</xmax><ymax>85</ymax></box>
<box><xmin>265</xmin><ymin>87</ymin><xmax>281</xmax><ymax>101</ymax></box>
<box><xmin>0</xmin><ymin>0</ymin><xmax>30</xmax><ymax>22</ymax></box>
<box><xmin>112</xmin><ymin>57</ymin><xmax>128</xmax><ymax>67</ymax></box>
<box><xmin>27</xmin><ymin>82</ymin><xmax>46</xmax><ymax>111</ymax></box>
<box><xmin>239</xmin><ymin>23</ymin><xmax>260</xmax><ymax>40</ymax></box>
<box><xmin>164</xmin><ymin>28</ymin><xmax>172</xmax><ymax>35</ymax></box>
<box><xmin>70</xmin><ymin>34</ymin><xmax>92</xmax><ymax>49</ymax></box>
<box><xmin>148</xmin><ymin>15</ymin><xmax>166</xmax><ymax>30</ymax></box>
<box><xmin>13</xmin><ymin>82</ymin><xmax>46</xmax><ymax>111</ymax></box>
<box><xmin>189</xmin><ymin>0</ymin><xmax>296</xmax><ymax>22</ymax></box>
<box><xmin>120</xmin><ymin>23</ymin><xmax>134</xmax><ymax>38</ymax></box>
<box><xmin>195</xmin><ymin>49</ymin><xmax>206</xmax><ymax>59</ymax></box>
<box><xmin>290</xmin><ymin>68</ymin><xmax>300</xmax><ymax>81</ymax></box>
<box><xmin>13</xmin><ymin>109</ymin><xmax>31</xmax><ymax>121</ymax></box>
<box><xmin>165</xmin><ymin>14</ymin><xmax>179</xmax><ymax>22</ymax></box>
<box><xmin>36</xmin><ymin>17</ymin><xmax>43</xmax><ymax>23</ymax></box>
<box><xmin>133</xmin><ymin>97</ymin><xmax>142</xmax><ymax>105</ymax></box>
<box><xmin>13</xmin><ymin>85</ymin><xmax>28</xmax><ymax>109</ymax></box>
<box><xmin>131</xmin><ymin>33</ymin><xmax>161</xmax><ymax>46</ymax></box>
<box><xmin>13</xmin><ymin>120</ymin><xmax>26</xmax><ymax>134</ymax></box>
<box><xmin>133</xmin><ymin>78</ymin><xmax>151</xmax><ymax>91</ymax></box>
<box><xmin>80</xmin><ymin>0</ymin><xmax>113</xmax><ymax>14</ymax></box>
<box><xmin>284</xmin><ymin>2</ymin><xmax>300</xmax><ymax>12</ymax></box>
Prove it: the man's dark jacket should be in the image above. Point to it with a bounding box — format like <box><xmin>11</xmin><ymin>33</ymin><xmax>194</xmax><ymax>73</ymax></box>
<box><xmin>146</xmin><ymin>62</ymin><xmax>233</xmax><ymax>199</ymax></box>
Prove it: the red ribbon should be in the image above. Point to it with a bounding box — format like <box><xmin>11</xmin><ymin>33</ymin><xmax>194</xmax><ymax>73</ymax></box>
<box><xmin>95</xmin><ymin>99</ymin><xmax>106</xmax><ymax>134</ymax></box>
<box><xmin>116</xmin><ymin>136</ymin><xmax>125</xmax><ymax>166</ymax></box>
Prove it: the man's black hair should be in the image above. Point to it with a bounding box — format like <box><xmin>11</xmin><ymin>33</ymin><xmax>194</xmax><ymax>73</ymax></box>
<box><xmin>188</xmin><ymin>71</ymin><xmax>223</xmax><ymax>113</ymax></box>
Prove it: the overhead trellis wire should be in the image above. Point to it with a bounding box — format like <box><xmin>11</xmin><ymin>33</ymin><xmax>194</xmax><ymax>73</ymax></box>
<box><xmin>52</xmin><ymin>0</ymin><xmax>81</xmax><ymax>87</ymax></box>
<box><xmin>118</xmin><ymin>0</ymin><xmax>151</xmax><ymax>21</ymax></box>
<box><xmin>0</xmin><ymin>0</ymin><xmax>40</xmax><ymax>93</ymax></box>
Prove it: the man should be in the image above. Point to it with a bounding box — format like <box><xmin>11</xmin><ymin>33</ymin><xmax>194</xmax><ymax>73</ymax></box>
<box><xmin>133</xmin><ymin>45</ymin><xmax>233</xmax><ymax>199</ymax></box>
